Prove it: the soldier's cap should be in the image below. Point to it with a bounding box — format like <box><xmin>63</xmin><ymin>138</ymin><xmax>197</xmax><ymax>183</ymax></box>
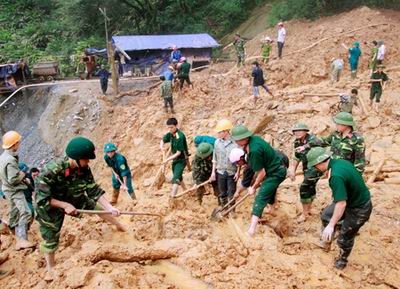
<box><xmin>307</xmin><ymin>147</ymin><xmax>332</xmax><ymax>168</ymax></box>
<box><xmin>377</xmin><ymin>64</ymin><xmax>385</xmax><ymax>69</ymax></box>
<box><xmin>196</xmin><ymin>142</ymin><xmax>213</xmax><ymax>158</ymax></box>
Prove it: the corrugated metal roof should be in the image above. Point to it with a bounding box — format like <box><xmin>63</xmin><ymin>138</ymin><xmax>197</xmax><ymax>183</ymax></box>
<box><xmin>112</xmin><ymin>33</ymin><xmax>220</xmax><ymax>51</ymax></box>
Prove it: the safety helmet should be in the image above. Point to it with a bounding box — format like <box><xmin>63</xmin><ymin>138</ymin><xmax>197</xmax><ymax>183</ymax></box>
<box><xmin>180</xmin><ymin>57</ymin><xmax>186</xmax><ymax>62</ymax></box>
<box><xmin>196</xmin><ymin>143</ymin><xmax>213</xmax><ymax>159</ymax></box>
<box><xmin>104</xmin><ymin>143</ymin><xmax>117</xmax><ymax>153</ymax></box>
<box><xmin>292</xmin><ymin>122</ymin><xmax>310</xmax><ymax>132</ymax></box>
<box><xmin>306</xmin><ymin>147</ymin><xmax>332</xmax><ymax>168</ymax></box>
<box><xmin>231</xmin><ymin>125</ymin><xmax>253</xmax><ymax>141</ymax></box>
<box><xmin>333</xmin><ymin>112</ymin><xmax>355</xmax><ymax>129</ymax></box>
<box><xmin>265</xmin><ymin>36</ymin><xmax>272</xmax><ymax>42</ymax></box>
<box><xmin>66</xmin><ymin>136</ymin><xmax>96</xmax><ymax>160</ymax></box>
<box><xmin>2</xmin><ymin>131</ymin><xmax>21</xmax><ymax>149</ymax></box>
<box><xmin>215</xmin><ymin>119</ymin><xmax>233</xmax><ymax>133</ymax></box>
<box><xmin>229</xmin><ymin>148</ymin><xmax>245</xmax><ymax>164</ymax></box>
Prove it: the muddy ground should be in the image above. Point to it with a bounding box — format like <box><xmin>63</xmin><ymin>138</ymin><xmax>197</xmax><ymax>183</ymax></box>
<box><xmin>1</xmin><ymin>6</ymin><xmax>400</xmax><ymax>289</ymax></box>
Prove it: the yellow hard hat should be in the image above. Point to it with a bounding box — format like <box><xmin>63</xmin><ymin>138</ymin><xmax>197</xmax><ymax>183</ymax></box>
<box><xmin>2</xmin><ymin>131</ymin><xmax>22</xmax><ymax>149</ymax></box>
<box><xmin>215</xmin><ymin>119</ymin><xmax>233</xmax><ymax>132</ymax></box>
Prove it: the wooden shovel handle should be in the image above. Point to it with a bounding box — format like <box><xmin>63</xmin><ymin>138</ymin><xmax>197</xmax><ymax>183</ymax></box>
<box><xmin>221</xmin><ymin>192</ymin><xmax>251</xmax><ymax>217</ymax></box>
<box><xmin>174</xmin><ymin>180</ymin><xmax>211</xmax><ymax>198</ymax></box>
<box><xmin>77</xmin><ymin>209</ymin><xmax>162</xmax><ymax>218</ymax></box>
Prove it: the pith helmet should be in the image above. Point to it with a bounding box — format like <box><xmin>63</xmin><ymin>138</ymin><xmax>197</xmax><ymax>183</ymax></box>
<box><xmin>2</xmin><ymin>131</ymin><xmax>21</xmax><ymax>149</ymax></box>
<box><xmin>215</xmin><ymin>119</ymin><xmax>233</xmax><ymax>133</ymax></box>
<box><xmin>104</xmin><ymin>143</ymin><xmax>117</xmax><ymax>153</ymax></box>
<box><xmin>231</xmin><ymin>125</ymin><xmax>253</xmax><ymax>141</ymax></box>
<box><xmin>292</xmin><ymin>123</ymin><xmax>310</xmax><ymax>132</ymax></box>
<box><xmin>66</xmin><ymin>136</ymin><xmax>96</xmax><ymax>160</ymax></box>
<box><xmin>306</xmin><ymin>147</ymin><xmax>332</xmax><ymax>168</ymax></box>
<box><xmin>333</xmin><ymin>112</ymin><xmax>356</xmax><ymax>129</ymax></box>
<box><xmin>196</xmin><ymin>143</ymin><xmax>213</xmax><ymax>158</ymax></box>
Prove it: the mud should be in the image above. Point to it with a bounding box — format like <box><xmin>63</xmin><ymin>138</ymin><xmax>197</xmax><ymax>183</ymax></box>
<box><xmin>1</xmin><ymin>6</ymin><xmax>400</xmax><ymax>289</ymax></box>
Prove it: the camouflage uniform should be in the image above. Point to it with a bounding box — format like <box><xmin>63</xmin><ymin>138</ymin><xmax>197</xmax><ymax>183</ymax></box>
<box><xmin>234</xmin><ymin>39</ymin><xmax>245</xmax><ymax>66</ymax></box>
<box><xmin>320</xmin><ymin>131</ymin><xmax>365</xmax><ymax>174</ymax></box>
<box><xmin>192</xmin><ymin>156</ymin><xmax>219</xmax><ymax>204</ymax></box>
<box><xmin>294</xmin><ymin>134</ymin><xmax>324</xmax><ymax>203</ymax></box>
<box><xmin>35</xmin><ymin>157</ymin><xmax>105</xmax><ymax>253</ymax></box>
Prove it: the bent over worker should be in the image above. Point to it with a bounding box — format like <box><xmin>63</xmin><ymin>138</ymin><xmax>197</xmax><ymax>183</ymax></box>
<box><xmin>0</xmin><ymin>131</ymin><xmax>35</xmax><ymax>250</ymax></box>
<box><xmin>35</xmin><ymin>136</ymin><xmax>125</xmax><ymax>281</ymax></box>
<box><xmin>307</xmin><ymin>147</ymin><xmax>372</xmax><ymax>269</ymax></box>
<box><xmin>104</xmin><ymin>143</ymin><xmax>136</xmax><ymax>204</ymax></box>
<box><xmin>231</xmin><ymin>125</ymin><xmax>287</xmax><ymax>236</ymax></box>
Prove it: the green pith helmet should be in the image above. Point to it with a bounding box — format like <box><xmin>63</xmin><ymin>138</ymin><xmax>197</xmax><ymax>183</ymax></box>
<box><xmin>231</xmin><ymin>125</ymin><xmax>253</xmax><ymax>141</ymax></box>
<box><xmin>196</xmin><ymin>142</ymin><xmax>213</xmax><ymax>158</ymax></box>
<box><xmin>292</xmin><ymin>122</ymin><xmax>310</xmax><ymax>132</ymax></box>
<box><xmin>333</xmin><ymin>112</ymin><xmax>356</xmax><ymax>129</ymax></box>
<box><xmin>66</xmin><ymin>136</ymin><xmax>96</xmax><ymax>160</ymax></box>
<box><xmin>104</xmin><ymin>143</ymin><xmax>117</xmax><ymax>153</ymax></box>
<box><xmin>306</xmin><ymin>147</ymin><xmax>332</xmax><ymax>168</ymax></box>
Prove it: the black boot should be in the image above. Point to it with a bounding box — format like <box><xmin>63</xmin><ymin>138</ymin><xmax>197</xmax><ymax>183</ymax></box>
<box><xmin>334</xmin><ymin>249</ymin><xmax>350</xmax><ymax>269</ymax></box>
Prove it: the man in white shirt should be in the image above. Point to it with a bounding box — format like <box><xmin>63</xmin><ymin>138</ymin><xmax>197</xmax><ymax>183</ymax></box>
<box><xmin>377</xmin><ymin>41</ymin><xmax>385</xmax><ymax>64</ymax></box>
<box><xmin>277</xmin><ymin>22</ymin><xmax>286</xmax><ymax>59</ymax></box>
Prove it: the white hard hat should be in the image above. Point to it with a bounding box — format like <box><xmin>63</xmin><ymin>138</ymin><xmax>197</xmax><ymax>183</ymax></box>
<box><xmin>229</xmin><ymin>148</ymin><xmax>245</xmax><ymax>164</ymax></box>
<box><xmin>265</xmin><ymin>36</ymin><xmax>271</xmax><ymax>42</ymax></box>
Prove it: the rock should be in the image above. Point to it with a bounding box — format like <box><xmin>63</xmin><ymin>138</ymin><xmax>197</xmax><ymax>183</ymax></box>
<box><xmin>133</xmin><ymin>138</ymin><xmax>144</xmax><ymax>146</ymax></box>
<box><xmin>366</xmin><ymin>116</ymin><xmax>381</xmax><ymax>129</ymax></box>
<box><xmin>73</xmin><ymin>115</ymin><xmax>84</xmax><ymax>121</ymax></box>
<box><xmin>69</xmin><ymin>89</ymin><xmax>78</xmax><ymax>93</ymax></box>
<box><xmin>312</xmin><ymin>102</ymin><xmax>331</xmax><ymax>114</ymax></box>
<box><xmin>143</xmin><ymin>177</ymin><xmax>154</xmax><ymax>187</ymax></box>
<box><xmin>282</xmin><ymin>103</ymin><xmax>314</xmax><ymax>114</ymax></box>
<box><xmin>64</xmin><ymin>267</ymin><xmax>94</xmax><ymax>289</ymax></box>
<box><xmin>311</xmin><ymin>96</ymin><xmax>320</xmax><ymax>103</ymax></box>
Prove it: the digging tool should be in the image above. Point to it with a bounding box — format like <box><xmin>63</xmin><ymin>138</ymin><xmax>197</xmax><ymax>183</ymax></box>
<box><xmin>211</xmin><ymin>192</ymin><xmax>252</xmax><ymax>221</ymax></box>
<box><xmin>152</xmin><ymin>148</ymin><xmax>171</xmax><ymax>189</ymax></box>
<box><xmin>111</xmin><ymin>169</ymin><xmax>134</xmax><ymax>200</ymax></box>
<box><xmin>173</xmin><ymin>180</ymin><xmax>211</xmax><ymax>198</ymax></box>
<box><xmin>210</xmin><ymin>196</ymin><xmax>237</xmax><ymax>220</ymax></box>
<box><xmin>77</xmin><ymin>209</ymin><xmax>164</xmax><ymax>236</ymax></box>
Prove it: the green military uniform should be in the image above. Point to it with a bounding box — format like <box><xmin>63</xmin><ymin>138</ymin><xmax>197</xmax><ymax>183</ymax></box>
<box><xmin>369</xmin><ymin>47</ymin><xmax>378</xmax><ymax>71</ymax></box>
<box><xmin>35</xmin><ymin>157</ymin><xmax>105</xmax><ymax>253</ymax></box>
<box><xmin>192</xmin><ymin>143</ymin><xmax>219</xmax><ymax>204</ymax></box>
<box><xmin>320</xmin><ymin>131</ymin><xmax>365</xmax><ymax>174</ymax></box>
<box><xmin>160</xmin><ymin>80</ymin><xmax>173</xmax><ymax>111</ymax></box>
<box><xmin>293</xmin><ymin>134</ymin><xmax>324</xmax><ymax>204</ymax></box>
<box><xmin>320</xmin><ymin>159</ymin><xmax>372</xmax><ymax>268</ymax></box>
<box><xmin>104</xmin><ymin>152</ymin><xmax>135</xmax><ymax>197</ymax></box>
<box><xmin>234</xmin><ymin>38</ymin><xmax>245</xmax><ymax>66</ymax></box>
<box><xmin>163</xmin><ymin>129</ymin><xmax>189</xmax><ymax>184</ymax></box>
<box><xmin>0</xmin><ymin>150</ymin><xmax>32</xmax><ymax>232</ymax></box>
<box><xmin>370</xmin><ymin>71</ymin><xmax>388</xmax><ymax>103</ymax></box>
<box><xmin>248</xmin><ymin>135</ymin><xmax>286</xmax><ymax>217</ymax></box>
<box><xmin>261</xmin><ymin>43</ymin><xmax>272</xmax><ymax>63</ymax></box>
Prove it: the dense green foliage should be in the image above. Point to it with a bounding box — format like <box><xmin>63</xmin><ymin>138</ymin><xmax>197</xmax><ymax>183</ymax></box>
<box><xmin>268</xmin><ymin>0</ymin><xmax>400</xmax><ymax>25</ymax></box>
<box><xmin>0</xmin><ymin>0</ymin><xmax>262</xmax><ymax>76</ymax></box>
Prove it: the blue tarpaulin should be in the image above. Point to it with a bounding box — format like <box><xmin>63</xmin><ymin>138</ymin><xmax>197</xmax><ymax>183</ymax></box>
<box><xmin>112</xmin><ymin>33</ymin><xmax>220</xmax><ymax>51</ymax></box>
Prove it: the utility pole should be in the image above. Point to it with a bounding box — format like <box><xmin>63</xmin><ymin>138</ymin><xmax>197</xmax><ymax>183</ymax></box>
<box><xmin>99</xmin><ymin>7</ymin><xmax>119</xmax><ymax>96</ymax></box>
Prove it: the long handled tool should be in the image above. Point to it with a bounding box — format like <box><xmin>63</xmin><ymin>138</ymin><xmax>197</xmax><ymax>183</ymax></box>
<box><xmin>173</xmin><ymin>180</ymin><xmax>211</xmax><ymax>198</ymax></box>
<box><xmin>77</xmin><ymin>209</ymin><xmax>164</xmax><ymax>236</ymax></box>
<box><xmin>211</xmin><ymin>192</ymin><xmax>252</xmax><ymax>221</ymax></box>
<box><xmin>210</xmin><ymin>196</ymin><xmax>237</xmax><ymax>220</ymax></box>
<box><xmin>152</xmin><ymin>148</ymin><xmax>171</xmax><ymax>189</ymax></box>
<box><xmin>112</xmin><ymin>169</ymin><xmax>134</xmax><ymax>200</ymax></box>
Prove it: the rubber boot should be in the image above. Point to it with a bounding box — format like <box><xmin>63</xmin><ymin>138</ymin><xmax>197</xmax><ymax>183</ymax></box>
<box><xmin>15</xmin><ymin>225</ymin><xmax>35</xmax><ymax>250</ymax></box>
<box><xmin>110</xmin><ymin>189</ymin><xmax>120</xmax><ymax>205</ymax></box>
<box><xmin>334</xmin><ymin>249</ymin><xmax>350</xmax><ymax>269</ymax></box>
<box><xmin>351</xmin><ymin>71</ymin><xmax>356</xmax><ymax>80</ymax></box>
<box><xmin>219</xmin><ymin>197</ymin><xmax>228</xmax><ymax>207</ymax></box>
<box><xmin>171</xmin><ymin>184</ymin><xmax>179</xmax><ymax>198</ymax></box>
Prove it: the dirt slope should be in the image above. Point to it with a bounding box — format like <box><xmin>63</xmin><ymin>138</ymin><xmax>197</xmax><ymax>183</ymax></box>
<box><xmin>1</xmin><ymin>6</ymin><xmax>400</xmax><ymax>289</ymax></box>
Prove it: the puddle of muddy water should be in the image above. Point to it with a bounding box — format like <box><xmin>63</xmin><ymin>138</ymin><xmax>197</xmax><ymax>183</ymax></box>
<box><xmin>145</xmin><ymin>260</ymin><xmax>212</xmax><ymax>289</ymax></box>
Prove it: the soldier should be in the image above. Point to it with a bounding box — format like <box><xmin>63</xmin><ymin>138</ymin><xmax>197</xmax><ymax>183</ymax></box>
<box><xmin>160</xmin><ymin>118</ymin><xmax>189</xmax><ymax>197</ymax></box>
<box><xmin>306</xmin><ymin>147</ymin><xmax>372</xmax><ymax>269</ymax></box>
<box><xmin>103</xmin><ymin>143</ymin><xmax>136</xmax><ymax>204</ymax></box>
<box><xmin>369</xmin><ymin>64</ymin><xmax>388</xmax><ymax>113</ymax></box>
<box><xmin>192</xmin><ymin>143</ymin><xmax>219</xmax><ymax>205</ymax></box>
<box><xmin>35</xmin><ymin>136</ymin><xmax>125</xmax><ymax>281</ymax></box>
<box><xmin>0</xmin><ymin>131</ymin><xmax>35</xmax><ymax>250</ymax></box>
<box><xmin>319</xmin><ymin>112</ymin><xmax>365</xmax><ymax>174</ymax></box>
<box><xmin>287</xmin><ymin>123</ymin><xmax>324</xmax><ymax>222</ymax></box>
<box><xmin>231</xmin><ymin>125</ymin><xmax>287</xmax><ymax>236</ymax></box>
<box><xmin>224</xmin><ymin>33</ymin><xmax>246</xmax><ymax>67</ymax></box>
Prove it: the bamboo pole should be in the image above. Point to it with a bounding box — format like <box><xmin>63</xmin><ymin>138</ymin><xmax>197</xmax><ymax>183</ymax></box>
<box><xmin>367</xmin><ymin>159</ymin><xmax>386</xmax><ymax>185</ymax></box>
<box><xmin>173</xmin><ymin>180</ymin><xmax>211</xmax><ymax>198</ymax></box>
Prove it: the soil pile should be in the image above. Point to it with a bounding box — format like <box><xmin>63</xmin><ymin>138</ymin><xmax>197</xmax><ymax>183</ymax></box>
<box><xmin>1</xmin><ymin>6</ymin><xmax>400</xmax><ymax>289</ymax></box>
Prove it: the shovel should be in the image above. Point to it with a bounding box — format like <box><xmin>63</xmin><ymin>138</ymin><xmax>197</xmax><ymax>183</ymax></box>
<box><xmin>210</xmin><ymin>196</ymin><xmax>237</xmax><ymax>220</ymax></box>
<box><xmin>77</xmin><ymin>209</ymin><xmax>164</xmax><ymax>236</ymax></box>
<box><xmin>112</xmin><ymin>169</ymin><xmax>135</xmax><ymax>200</ymax></box>
<box><xmin>173</xmin><ymin>180</ymin><xmax>211</xmax><ymax>198</ymax></box>
<box><xmin>152</xmin><ymin>147</ymin><xmax>171</xmax><ymax>189</ymax></box>
<box><xmin>211</xmin><ymin>192</ymin><xmax>252</xmax><ymax>221</ymax></box>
